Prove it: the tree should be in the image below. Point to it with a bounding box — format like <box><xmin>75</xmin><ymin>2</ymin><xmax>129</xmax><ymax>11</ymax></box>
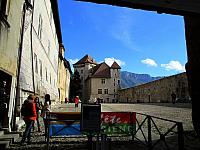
<box><xmin>69</xmin><ymin>70</ymin><xmax>82</xmax><ymax>102</ymax></box>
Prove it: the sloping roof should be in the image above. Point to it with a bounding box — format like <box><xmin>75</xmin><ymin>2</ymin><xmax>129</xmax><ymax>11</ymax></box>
<box><xmin>50</xmin><ymin>0</ymin><xmax>62</xmax><ymax>43</ymax></box>
<box><xmin>111</xmin><ymin>61</ymin><xmax>121</xmax><ymax>69</ymax></box>
<box><xmin>91</xmin><ymin>62</ymin><xmax>110</xmax><ymax>78</ymax></box>
<box><xmin>73</xmin><ymin>54</ymin><xmax>97</xmax><ymax>65</ymax></box>
<box><xmin>64</xmin><ymin>58</ymin><xmax>72</xmax><ymax>74</ymax></box>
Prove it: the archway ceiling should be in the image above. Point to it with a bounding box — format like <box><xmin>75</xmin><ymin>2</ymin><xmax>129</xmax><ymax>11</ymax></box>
<box><xmin>76</xmin><ymin>0</ymin><xmax>200</xmax><ymax>15</ymax></box>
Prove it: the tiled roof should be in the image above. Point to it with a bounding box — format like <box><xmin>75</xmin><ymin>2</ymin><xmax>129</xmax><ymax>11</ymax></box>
<box><xmin>111</xmin><ymin>61</ymin><xmax>121</xmax><ymax>69</ymax></box>
<box><xmin>91</xmin><ymin>62</ymin><xmax>110</xmax><ymax>78</ymax></box>
<box><xmin>73</xmin><ymin>54</ymin><xmax>97</xmax><ymax>65</ymax></box>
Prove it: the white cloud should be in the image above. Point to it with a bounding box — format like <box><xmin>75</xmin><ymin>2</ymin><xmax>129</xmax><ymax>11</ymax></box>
<box><xmin>69</xmin><ymin>58</ymin><xmax>79</xmax><ymax>65</ymax></box>
<box><xmin>161</xmin><ymin>60</ymin><xmax>185</xmax><ymax>72</ymax></box>
<box><xmin>141</xmin><ymin>58</ymin><xmax>158</xmax><ymax>67</ymax></box>
<box><xmin>104</xmin><ymin>57</ymin><xmax>125</xmax><ymax>67</ymax></box>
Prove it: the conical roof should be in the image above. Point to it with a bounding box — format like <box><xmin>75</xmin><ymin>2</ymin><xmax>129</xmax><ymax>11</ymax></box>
<box><xmin>73</xmin><ymin>54</ymin><xmax>97</xmax><ymax>65</ymax></box>
<box><xmin>111</xmin><ymin>61</ymin><xmax>121</xmax><ymax>69</ymax></box>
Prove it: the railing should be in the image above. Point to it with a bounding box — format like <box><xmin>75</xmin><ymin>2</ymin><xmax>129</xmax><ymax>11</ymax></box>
<box><xmin>135</xmin><ymin>112</ymin><xmax>184</xmax><ymax>150</ymax></box>
<box><xmin>46</xmin><ymin>111</ymin><xmax>184</xmax><ymax>150</ymax></box>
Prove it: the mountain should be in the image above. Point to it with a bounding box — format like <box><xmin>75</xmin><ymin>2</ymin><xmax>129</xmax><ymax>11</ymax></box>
<box><xmin>120</xmin><ymin>71</ymin><xmax>163</xmax><ymax>89</ymax></box>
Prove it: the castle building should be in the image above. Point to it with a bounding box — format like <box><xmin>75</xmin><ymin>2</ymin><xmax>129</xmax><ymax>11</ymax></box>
<box><xmin>73</xmin><ymin>55</ymin><xmax>121</xmax><ymax>103</ymax></box>
<box><xmin>0</xmin><ymin>0</ymin><xmax>70</xmax><ymax>131</ymax></box>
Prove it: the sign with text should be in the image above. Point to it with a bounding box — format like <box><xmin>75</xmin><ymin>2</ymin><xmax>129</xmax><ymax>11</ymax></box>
<box><xmin>101</xmin><ymin>112</ymin><xmax>136</xmax><ymax>135</ymax></box>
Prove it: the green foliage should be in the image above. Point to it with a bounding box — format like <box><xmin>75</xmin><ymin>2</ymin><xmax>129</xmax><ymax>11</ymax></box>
<box><xmin>69</xmin><ymin>70</ymin><xmax>82</xmax><ymax>102</ymax></box>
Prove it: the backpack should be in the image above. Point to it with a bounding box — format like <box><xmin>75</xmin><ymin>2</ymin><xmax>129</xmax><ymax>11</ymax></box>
<box><xmin>21</xmin><ymin>100</ymin><xmax>34</xmax><ymax>116</ymax></box>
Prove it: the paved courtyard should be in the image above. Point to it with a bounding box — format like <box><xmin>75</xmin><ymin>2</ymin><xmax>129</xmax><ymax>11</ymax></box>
<box><xmin>7</xmin><ymin>102</ymin><xmax>200</xmax><ymax>150</ymax></box>
<box><xmin>55</xmin><ymin>103</ymin><xmax>193</xmax><ymax>131</ymax></box>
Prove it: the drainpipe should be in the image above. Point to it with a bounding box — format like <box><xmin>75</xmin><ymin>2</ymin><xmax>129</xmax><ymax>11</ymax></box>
<box><xmin>12</xmin><ymin>0</ymin><xmax>34</xmax><ymax>131</ymax></box>
<box><xmin>30</xmin><ymin>0</ymin><xmax>35</xmax><ymax>95</ymax></box>
<box><xmin>12</xmin><ymin>1</ymin><xmax>27</xmax><ymax>131</ymax></box>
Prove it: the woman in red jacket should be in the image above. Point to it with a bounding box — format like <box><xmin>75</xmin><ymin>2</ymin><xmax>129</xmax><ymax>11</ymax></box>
<box><xmin>74</xmin><ymin>96</ymin><xmax>79</xmax><ymax>108</ymax></box>
<box><xmin>20</xmin><ymin>94</ymin><xmax>37</xmax><ymax>145</ymax></box>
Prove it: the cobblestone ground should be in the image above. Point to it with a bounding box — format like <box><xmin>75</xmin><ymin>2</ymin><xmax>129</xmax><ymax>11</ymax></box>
<box><xmin>7</xmin><ymin>103</ymin><xmax>200</xmax><ymax>150</ymax></box>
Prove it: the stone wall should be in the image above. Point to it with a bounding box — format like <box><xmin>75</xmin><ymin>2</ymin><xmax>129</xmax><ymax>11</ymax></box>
<box><xmin>118</xmin><ymin>72</ymin><xmax>189</xmax><ymax>103</ymax></box>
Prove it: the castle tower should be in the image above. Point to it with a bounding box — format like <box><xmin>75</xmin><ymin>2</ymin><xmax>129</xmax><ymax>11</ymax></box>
<box><xmin>73</xmin><ymin>54</ymin><xmax>97</xmax><ymax>100</ymax></box>
<box><xmin>110</xmin><ymin>61</ymin><xmax>121</xmax><ymax>102</ymax></box>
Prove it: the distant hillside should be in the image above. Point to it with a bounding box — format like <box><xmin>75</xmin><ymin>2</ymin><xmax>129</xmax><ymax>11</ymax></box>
<box><xmin>120</xmin><ymin>71</ymin><xmax>163</xmax><ymax>89</ymax></box>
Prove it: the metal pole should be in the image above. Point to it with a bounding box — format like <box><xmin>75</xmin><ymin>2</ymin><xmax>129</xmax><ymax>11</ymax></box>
<box><xmin>87</xmin><ymin>134</ymin><xmax>93</xmax><ymax>150</ymax></box>
<box><xmin>96</xmin><ymin>133</ymin><xmax>100</xmax><ymax>150</ymax></box>
<box><xmin>47</xmin><ymin>112</ymin><xmax>50</xmax><ymax>150</ymax></box>
<box><xmin>177</xmin><ymin>122</ymin><xmax>184</xmax><ymax>150</ymax></box>
<box><xmin>148</xmin><ymin>116</ymin><xmax>152</xmax><ymax>149</ymax></box>
<box><xmin>130</xmin><ymin>112</ymin><xmax>135</xmax><ymax>141</ymax></box>
<box><xmin>101</xmin><ymin>134</ymin><xmax>107</xmax><ymax>150</ymax></box>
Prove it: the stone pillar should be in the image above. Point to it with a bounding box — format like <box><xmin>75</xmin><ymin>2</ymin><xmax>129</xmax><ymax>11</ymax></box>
<box><xmin>184</xmin><ymin>15</ymin><xmax>200</xmax><ymax>138</ymax></box>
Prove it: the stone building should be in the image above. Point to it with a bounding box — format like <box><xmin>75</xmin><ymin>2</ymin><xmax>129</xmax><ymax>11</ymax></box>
<box><xmin>14</xmin><ymin>0</ymin><xmax>63</xmax><ymax>129</ymax></box>
<box><xmin>0</xmin><ymin>0</ymin><xmax>24</xmax><ymax>131</ymax></box>
<box><xmin>0</xmin><ymin>0</ymin><xmax>71</xmax><ymax>131</ymax></box>
<box><xmin>58</xmin><ymin>44</ymin><xmax>72</xmax><ymax>103</ymax></box>
<box><xmin>73</xmin><ymin>55</ymin><xmax>121</xmax><ymax>103</ymax></box>
<box><xmin>119</xmin><ymin>72</ymin><xmax>189</xmax><ymax>103</ymax></box>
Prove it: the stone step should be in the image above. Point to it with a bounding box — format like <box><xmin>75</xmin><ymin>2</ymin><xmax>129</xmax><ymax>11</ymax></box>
<box><xmin>0</xmin><ymin>131</ymin><xmax>4</xmax><ymax>136</ymax></box>
<box><xmin>0</xmin><ymin>133</ymin><xmax>20</xmax><ymax>143</ymax></box>
<box><xmin>0</xmin><ymin>140</ymin><xmax>10</xmax><ymax>150</ymax></box>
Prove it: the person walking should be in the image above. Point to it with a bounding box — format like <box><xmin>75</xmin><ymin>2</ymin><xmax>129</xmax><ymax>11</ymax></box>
<box><xmin>32</xmin><ymin>97</ymin><xmax>41</xmax><ymax>132</ymax></box>
<box><xmin>65</xmin><ymin>97</ymin><xmax>68</xmax><ymax>104</ymax></box>
<box><xmin>20</xmin><ymin>94</ymin><xmax>37</xmax><ymax>145</ymax></box>
<box><xmin>171</xmin><ymin>92</ymin><xmax>176</xmax><ymax>104</ymax></box>
<box><xmin>74</xmin><ymin>96</ymin><xmax>79</xmax><ymax>108</ymax></box>
<box><xmin>40</xmin><ymin>94</ymin><xmax>51</xmax><ymax>138</ymax></box>
<box><xmin>0</xmin><ymin>81</ymin><xmax>7</xmax><ymax>130</ymax></box>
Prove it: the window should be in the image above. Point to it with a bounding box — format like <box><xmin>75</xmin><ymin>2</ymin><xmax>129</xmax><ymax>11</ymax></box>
<box><xmin>98</xmin><ymin>89</ymin><xmax>102</xmax><ymax>94</ymax></box>
<box><xmin>49</xmin><ymin>10</ymin><xmax>52</xmax><ymax>25</ymax></box>
<box><xmin>101</xmin><ymin>79</ymin><xmax>105</xmax><ymax>84</ymax></box>
<box><xmin>118</xmin><ymin>80</ymin><xmax>120</xmax><ymax>84</ymax></box>
<box><xmin>34</xmin><ymin>53</ymin><xmax>38</xmax><ymax>74</ymax></box>
<box><xmin>81</xmin><ymin>70</ymin><xmax>83</xmax><ymax>74</ymax></box>
<box><xmin>114</xmin><ymin>83</ymin><xmax>115</xmax><ymax>86</ymax></box>
<box><xmin>107</xmin><ymin>98</ymin><xmax>109</xmax><ymax>102</ymax></box>
<box><xmin>48</xmin><ymin>40</ymin><xmax>50</xmax><ymax>56</ymax></box>
<box><xmin>38</xmin><ymin>15</ymin><xmax>43</xmax><ymax>40</ymax></box>
<box><xmin>114</xmin><ymin>89</ymin><xmax>115</xmax><ymax>92</ymax></box>
<box><xmin>45</xmin><ymin>68</ymin><xmax>48</xmax><ymax>81</ymax></box>
<box><xmin>104</xmin><ymin>89</ymin><xmax>108</xmax><ymax>94</ymax></box>
<box><xmin>0</xmin><ymin>0</ymin><xmax>7</xmax><ymax>15</ymax></box>
<box><xmin>39</xmin><ymin>59</ymin><xmax>42</xmax><ymax>77</ymax></box>
<box><xmin>49</xmin><ymin>74</ymin><xmax>51</xmax><ymax>84</ymax></box>
<box><xmin>27</xmin><ymin>0</ymin><xmax>32</xmax><ymax>3</ymax></box>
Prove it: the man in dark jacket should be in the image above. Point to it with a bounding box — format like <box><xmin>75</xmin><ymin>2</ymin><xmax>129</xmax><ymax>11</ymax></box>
<box><xmin>0</xmin><ymin>81</ymin><xmax>7</xmax><ymax>129</ymax></box>
<box><xmin>20</xmin><ymin>94</ymin><xmax>37</xmax><ymax>145</ymax></box>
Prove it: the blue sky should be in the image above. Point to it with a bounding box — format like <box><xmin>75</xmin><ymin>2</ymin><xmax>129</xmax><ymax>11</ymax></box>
<box><xmin>58</xmin><ymin>0</ymin><xmax>187</xmax><ymax>77</ymax></box>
